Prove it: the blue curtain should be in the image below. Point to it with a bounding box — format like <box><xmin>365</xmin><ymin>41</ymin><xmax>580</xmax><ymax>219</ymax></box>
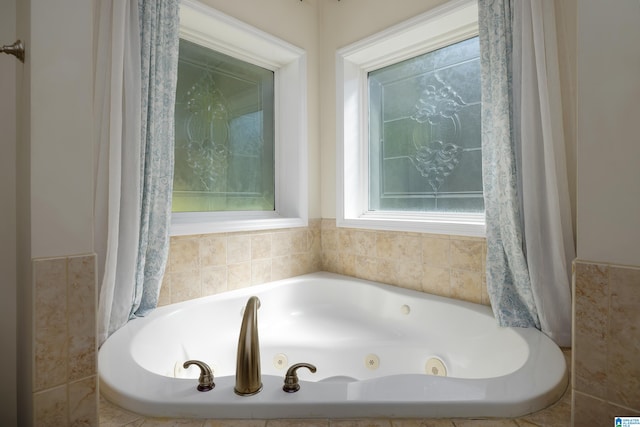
<box><xmin>478</xmin><ymin>0</ymin><xmax>540</xmax><ymax>329</ymax></box>
<box><xmin>132</xmin><ymin>0</ymin><xmax>180</xmax><ymax>316</ymax></box>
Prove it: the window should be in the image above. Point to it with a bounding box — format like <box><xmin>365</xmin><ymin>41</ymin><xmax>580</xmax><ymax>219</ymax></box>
<box><xmin>171</xmin><ymin>0</ymin><xmax>307</xmax><ymax>235</ymax></box>
<box><xmin>337</xmin><ymin>0</ymin><xmax>484</xmax><ymax>236</ymax></box>
<box><xmin>368</xmin><ymin>37</ymin><xmax>482</xmax><ymax>213</ymax></box>
<box><xmin>174</xmin><ymin>40</ymin><xmax>275</xmax><ymax>213</ymax></box>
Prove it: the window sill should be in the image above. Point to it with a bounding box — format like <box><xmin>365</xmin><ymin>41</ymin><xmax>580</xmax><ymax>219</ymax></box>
<box><xmin>338</xmin><ymin>211</ymin><xmax>485</xmax><ymax>237</ymax></box>
<box><xmin>170</xmin><ymin>211</ymin><xmax>308</xmax><ymax>236</ymax></box>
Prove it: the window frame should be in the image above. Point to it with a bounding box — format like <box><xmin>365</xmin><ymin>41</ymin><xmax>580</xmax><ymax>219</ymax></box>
<box><xmin>336</xmin><ymin>0</ymin><xmax>485</xmax><ymax>237</ymax></box>
<box><xmin>171</xmin><ymin>0</ymin><xmax>308</xmax><ymax>236</ymax></box>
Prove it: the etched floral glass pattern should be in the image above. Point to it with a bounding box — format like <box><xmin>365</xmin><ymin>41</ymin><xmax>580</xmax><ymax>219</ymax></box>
<box><xmin>173</xmin><ymin>39</ymin><xmax>275</xmax><ymax>212</ymax></box>
<box><xmin>368</xmin><ymin>37</ymin><xmax>483</xmax><ymax>213</ymax></box>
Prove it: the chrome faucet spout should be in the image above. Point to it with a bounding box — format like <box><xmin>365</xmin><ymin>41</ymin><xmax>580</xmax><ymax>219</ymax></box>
<box><xmin>234</xmin><ymin>296</ymin><xmax>262</xmax><ymax>396</ymax></box>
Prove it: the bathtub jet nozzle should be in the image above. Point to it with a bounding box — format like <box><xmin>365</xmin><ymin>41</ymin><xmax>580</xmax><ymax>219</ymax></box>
<box><xmin>234</xmin><ymin>296</ymin><xmax>263</xmax><ymax>396</ymax></box>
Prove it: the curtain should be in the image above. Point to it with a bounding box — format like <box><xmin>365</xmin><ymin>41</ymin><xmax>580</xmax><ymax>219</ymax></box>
<box><xmin>134</xmin><ymin>0</ymin><xmax>180</xmax><ymax>315</ymax></box>
<box><xmin>515</xmin><ymin>0</ymin><xmax>574</xmax><ymax>346</ymax></box>
<box><xmin>95</xmin><ymin>0</ymin><xmax>180</xmax><ymax>345</ymax></box>
<box><xmin>95</xmin><ymin>0</ymin><xmax>143</xmax><ymax>345</ymax></box>
<box><xmin>479</xmin><ymin>0</ymin><xmax>574</xmax><ymax>346</ymax></box>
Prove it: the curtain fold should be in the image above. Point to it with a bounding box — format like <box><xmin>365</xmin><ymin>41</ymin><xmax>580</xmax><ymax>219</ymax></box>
<box><xmin>516</xmin><ymin>0</ymin><xmax>574</xmax><ymax>346</ymax></box>
<box><xmin>479</xmin><ymin>0</ymin><xmax>574</xmax><ymax>346</ymax></box>
<box><xmin>479</xmin><ymin>0</ymin><xmax>540</xmax><ymax>330</ymax></box>
<box><xmin>133</xmin><ymin>0</ymin><xmax>180</xmax><ymax>316</ymax></box>
<box><xmin>95</xmin><ymin>0</ymin><xmax>143</xmax><ymax>345</ymax></box>
<box><xmin>95</xmin><ymin>0</ymin><xmax>180</xmax><ymax>345</ymax></box>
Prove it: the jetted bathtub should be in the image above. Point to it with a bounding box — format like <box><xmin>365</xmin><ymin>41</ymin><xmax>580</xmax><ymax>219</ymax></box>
<box><xmin>99</xmin><ymin>272</ymin><xmax>568</xmax><ymax>419</ymax></box>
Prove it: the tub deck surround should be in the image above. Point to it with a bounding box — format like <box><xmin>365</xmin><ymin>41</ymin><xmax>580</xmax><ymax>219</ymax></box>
<box><xmin>99</xmin><ymin>272</ymin><xmax>568</xmax><ymax>419</ymax></box>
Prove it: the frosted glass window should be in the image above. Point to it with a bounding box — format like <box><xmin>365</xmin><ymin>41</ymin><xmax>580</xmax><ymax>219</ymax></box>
<box><xmin>368</xmin><ymin>36</ymin><xmax>483</xmax><ymax>213</ymax></box>
<box><xmin>173</xmin><ymin>39</ymin><xmax>275</xmax><ymax>213</ymax></box>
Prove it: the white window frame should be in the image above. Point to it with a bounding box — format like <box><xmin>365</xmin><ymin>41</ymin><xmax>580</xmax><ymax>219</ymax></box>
<box><xmin>336</xmin><ymin>0</ymin><xmax>485</xmax><ymax>237</ymax></box>
<box><xmin>171</xmin><ymin>0</ymin><xmax>308</xmax><ymax>236</ymax></box>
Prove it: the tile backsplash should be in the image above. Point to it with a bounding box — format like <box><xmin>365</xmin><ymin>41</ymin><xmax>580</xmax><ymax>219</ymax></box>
<box><xmin>572</xmin><ymin>260</ymin><xmax>640</xmax><ymax>425</ymax></box>
<box><xmin>321</xmin><ymin>220</ymin><xmax>488</xmax><ymax>305</ymax></box>
<box><xmin>160</xmin><ymin>219</ymin><xmax>322</xmax><ymax>306</ymax></box>
<box><xmin>160</xmin><ymin>219</ymin><xmax>488</xmax><ymax>307</ymax></box>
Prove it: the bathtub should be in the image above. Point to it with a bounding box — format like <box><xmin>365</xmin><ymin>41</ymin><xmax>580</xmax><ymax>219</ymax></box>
<box><xmin>99</xmin><ymin>272</ymin><xmax>568</xmax><ymax>419</ymax></box>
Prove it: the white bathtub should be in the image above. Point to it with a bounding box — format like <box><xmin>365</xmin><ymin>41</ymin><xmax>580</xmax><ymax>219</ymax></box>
<box><xmin>99</xmin><ymin>272</ymin><xmax>568</xmax><ymax>419</ymax></box>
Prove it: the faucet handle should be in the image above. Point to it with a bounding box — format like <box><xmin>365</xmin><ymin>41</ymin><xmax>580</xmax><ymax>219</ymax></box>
<box><xmin>282</xmin><ymin>362</ymin><xmax>317</xmax><ymax>393</ymax></box>
<box><xmin>183</xmin><ymin>360</ymin><xmax>215</xmax><ymax>392</ymax></box>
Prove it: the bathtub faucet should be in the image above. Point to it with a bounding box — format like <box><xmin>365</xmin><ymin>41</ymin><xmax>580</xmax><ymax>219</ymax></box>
<box><xmin>234</xmin><ymin>296</ymin><xmax>262</xmax><ymax>396</ymax></box>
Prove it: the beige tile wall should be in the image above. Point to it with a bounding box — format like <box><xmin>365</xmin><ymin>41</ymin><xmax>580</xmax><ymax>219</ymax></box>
<box><xmin>161</xmin><ymin>219</ymin><xmax>488</xmax><ymax>307</ymax></box>
<box><xmin>321</xmin><ymin>220</ymin><xmax>489</xmax><ymax>306</ymax></box>
<box><xmin>572</xmin><ymin>260</ymin><xmax>640</xmax><ymax>425</ymax></box>
<box><xmin>33</xmin><ymin>254</ymin><xmax>97</xmax><ymax>426</ymax></box>
<box><xmin>160</xmin><ymin>220</ymin><xmax>322</xmax><ymax>306</ymax></box>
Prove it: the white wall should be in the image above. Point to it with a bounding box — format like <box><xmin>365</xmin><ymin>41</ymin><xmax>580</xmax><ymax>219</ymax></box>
<box><xmin>0</xmin><ymin>0</ymin><xmax>18</xmax><ymax>423</ymax></box>
<box><xmin>554</xmin><ymin>0</ymin><xmax>577</xmax><ymax>238</ymax></box>
<box><xmin>577</xmin><ymin>0</ymin><xmax>640</xmax><ymax>266</ymax></box>
<box><xmin>198</xmin><ymin>0</ymin><xmax>321</xmax><ymax>219</ymax></box>
<box><xmin>29</xmin><ymin>0</ymin><xmax>94</xmax><ymax>258</ymax></box>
